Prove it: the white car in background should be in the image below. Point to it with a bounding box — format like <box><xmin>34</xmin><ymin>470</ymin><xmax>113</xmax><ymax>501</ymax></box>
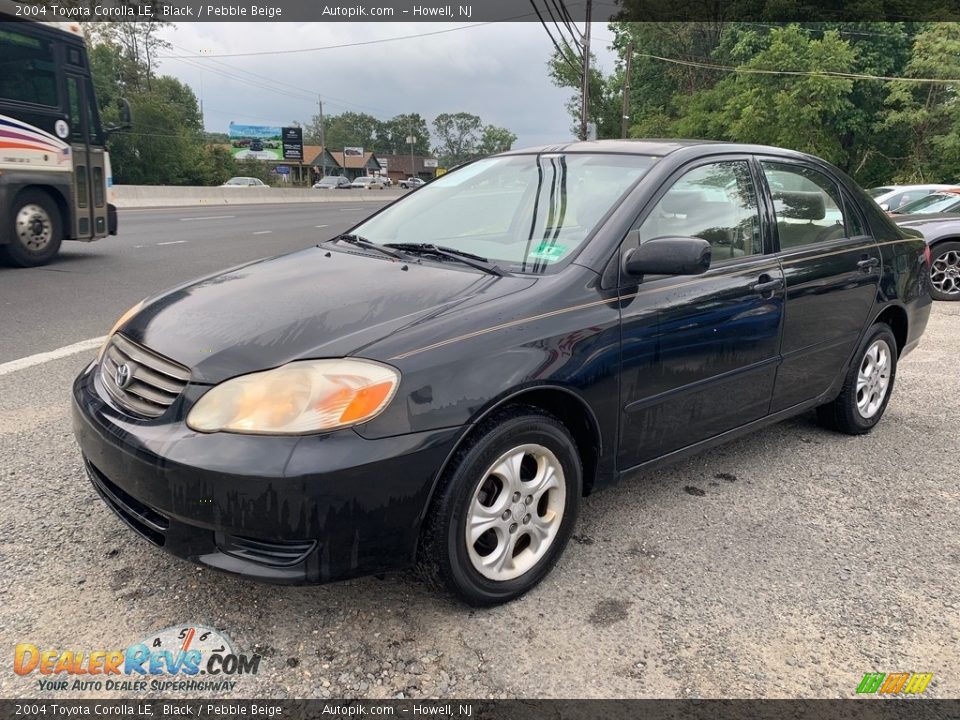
<box><xmin>222</xmin><ymin>177</ymin><xmax>268</xmax><ymax>188</ymax></box>
<box><xmin>350</xmin><ymin>176</ymin><xmax>385</xmax><ymax>189</ymax></box>
<box><xmin>868</xmin><ymin>184</ymin><xmax>953</xmax><ymax>212</ymax></box>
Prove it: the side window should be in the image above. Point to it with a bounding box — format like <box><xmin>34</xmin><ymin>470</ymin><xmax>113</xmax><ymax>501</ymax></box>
<box><xmin>761</xmin><ymin>162</ymin><xmax>847</xmax><ymax>249</ymax></box>
<box><xmin>637</xmin><ymin>161</ymin><xmax>762</xmax><ymax>262</ymax></box>
<box><xmin>66</xmin><ymin>77</ymin><xmax>84</xmax><ymax>142</ymax></box>
<box><xmin>0</xmin><ymin>28</ymin><xmax>57</xmax><ymax>106</ymax></box>
<box><xmin>843</xmin><ymin>192</ymin><xmax>866</xmax><ymax>236</ymax></box>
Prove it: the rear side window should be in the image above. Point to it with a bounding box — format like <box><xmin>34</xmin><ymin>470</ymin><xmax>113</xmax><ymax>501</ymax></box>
<box><xmin>761</xmin><ymin>162</ymin><xmax>847</xmax><ymax>249</ymax></box>
<box><xmin>0</xmin><ymin>28</ymin><xmax>57</xmax><ymax>106</ymax></box>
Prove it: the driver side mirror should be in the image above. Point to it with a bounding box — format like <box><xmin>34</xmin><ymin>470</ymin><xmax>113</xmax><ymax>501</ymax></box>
<box><xmin>623</xmin><ymin>235</ymin><xmax>712</xmax><ymax>277</ymax></box>
<box><xmin>105</xmin><ymin>97</ymin><xmax>132</xmax><ymax>134</ymax></box>
<box><xmin>879</xmin><ymin>203</ymin><xmax>889</xmax><ymax>212</ymax></box>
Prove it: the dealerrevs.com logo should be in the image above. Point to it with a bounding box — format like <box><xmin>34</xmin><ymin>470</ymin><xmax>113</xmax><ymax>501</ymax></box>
<box><xmin>14</xmin><ymin>625</ymin><xmax>261</xmax><ymax>693</ymax></box>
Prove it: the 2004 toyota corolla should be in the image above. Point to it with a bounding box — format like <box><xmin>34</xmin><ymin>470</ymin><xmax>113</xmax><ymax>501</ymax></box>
<box><xmin>73</xmin><ymin>140</ymin><xmax>932</xmax><ymax>605</ymax></box>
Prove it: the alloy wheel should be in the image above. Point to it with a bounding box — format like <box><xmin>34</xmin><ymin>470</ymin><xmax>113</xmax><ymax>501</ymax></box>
<box><xmin>931</xmin><ymin>248</ymin><xmax>960</xmax><ymax>297</ymax></box>
<box><xmin>856</xmin><ymin>338</ymin><xmax>892</xmax><ymax>419</ymax></box>
<box><xmin>465</xmin><ymin>443</ymin><xmax>566</xmax><ymax>581</ymax></box>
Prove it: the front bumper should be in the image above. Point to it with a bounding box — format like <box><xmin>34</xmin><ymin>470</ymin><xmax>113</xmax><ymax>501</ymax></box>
<box><xmin>72</xmin><ymin>363</ymin><xmax>459</xmax><ymax>583</ymax></box>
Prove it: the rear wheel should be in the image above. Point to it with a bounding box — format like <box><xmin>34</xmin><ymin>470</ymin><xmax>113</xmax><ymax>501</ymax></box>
<box><xmin>929</xmin><ymin>241</ymin><xmax>960</xmax><ymax>301</ymax></box>
<box><xmin>0</xmin><ymin>190</ymin><xmax>63</xmax><ymax>268</ymax></box>
<box><xmin>419</xmin><ymin>406</ymin><xmax>582</xmax><ymax>605</ymax></box>
<box><xmin>816</xmin><ymin>323</ymin><xmax>898</xmax><ymax>435</ymax></box>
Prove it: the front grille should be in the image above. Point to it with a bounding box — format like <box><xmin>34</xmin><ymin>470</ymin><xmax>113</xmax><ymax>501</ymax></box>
<box><xmin>217</xmin><ymin>533</ymin><xmax>316</xmax><ymax>567</ymax></box>
<box><xmin>85</xmin><ymin>459</ymin><xmax>169</xmax><ymax>546</ymax></box>
<box><xmin>100</xmin><ymin>334</ymin><xmax>190</xmax><ymax>418</ymax></box>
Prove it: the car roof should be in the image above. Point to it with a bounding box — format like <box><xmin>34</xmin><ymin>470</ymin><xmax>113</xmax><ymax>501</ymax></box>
<box><xmin>497</xmin><ymin>138</ymin><xmax>820</xmax><ymax>159</ymax></box>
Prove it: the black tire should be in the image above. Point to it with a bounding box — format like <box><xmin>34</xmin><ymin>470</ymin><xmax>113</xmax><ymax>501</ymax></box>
<box><xmin>418</xmin><ymin>405</ymin><xmax>582</xmax><ymax>606</ymax></box>
<box><xmin>816</xmin><ymin>323</ymin><xmax>898</xmax><ymax>435</ymax></box>
<box><xmin>0</xmin><ymin>189</ymin><xmax>63</xmax><ymax>268</ymax></box>
<box><xmin>929</xmin><ymin>241</ymin><xmax>960</xmax><ymax>301</ymax></box>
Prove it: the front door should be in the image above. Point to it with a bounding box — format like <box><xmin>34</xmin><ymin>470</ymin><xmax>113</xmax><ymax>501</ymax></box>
<box><xmin>618</xmin><ymin>158</ymin><xmax>785</xmax><ymax>470</ymax></box>
<box><xmin>757</xmin><ymin>159</ymin><xmax>882</xmax><ymax>412</ymax></box>
<box><xmin>65</xmin><ymin>74</ymin><xmax>108</xmax><ymax>240</ymax></box>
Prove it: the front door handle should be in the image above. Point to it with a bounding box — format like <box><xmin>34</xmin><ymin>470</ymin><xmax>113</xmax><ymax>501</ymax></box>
<box><xmin>752</xmin><ymin>276</ymin><xmax>784</xmax><ymax>295</ymax></box>
<box><xmin>857</xmin><ymin>256</ymin><xmax>880</xmax><ymax>272</ymax></box>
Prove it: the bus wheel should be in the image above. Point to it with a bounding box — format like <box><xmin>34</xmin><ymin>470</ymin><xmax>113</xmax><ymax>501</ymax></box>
<box><xmin>0</xmin><ymin>190</ymin><xmax>63</xmax><ymax>267</ymax></box>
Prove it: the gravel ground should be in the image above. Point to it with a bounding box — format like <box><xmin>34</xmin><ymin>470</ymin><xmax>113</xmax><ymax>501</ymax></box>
<box><xmin>0</xmin><ymin>303</ymin><xmax>957</xmax><ymax>700</ymax></box>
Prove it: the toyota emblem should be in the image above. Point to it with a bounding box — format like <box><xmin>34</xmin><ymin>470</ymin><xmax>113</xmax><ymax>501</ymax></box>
<box><xmin>114</xmin><ymin>363</ymin><xmax>132</xmax><ymax>389</ymax></box>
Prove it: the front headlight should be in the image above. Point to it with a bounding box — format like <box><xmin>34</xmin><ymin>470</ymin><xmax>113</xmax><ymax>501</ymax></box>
<box><xmin>186</xmin><ymin>359</ymin><xmax>400</xmax><ymax>435</ymax></box>
<box><xmin>97</xmin><ymin>300</ymin><xmax>145</xmax><ymax>362</ymax></box>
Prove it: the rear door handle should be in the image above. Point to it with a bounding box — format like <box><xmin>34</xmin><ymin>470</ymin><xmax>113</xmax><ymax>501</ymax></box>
<box><xmin>752</xmin><ymin>276</ymin><xmax>784</xmax><ymax>295</ymax></box>
<box><xmin>857</xmin><ymin>256</ymin><xmax>880</xmax><ymax>272</ymax></box>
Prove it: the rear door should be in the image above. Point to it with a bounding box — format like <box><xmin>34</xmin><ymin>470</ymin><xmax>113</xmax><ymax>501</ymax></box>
<box><xmin>618</xmin><ymin>157</ymin><xmax>785</xmax><ymax>469</ymax></box>
<box><xmin>758</xmin><ymin>159</ymin><xmax>881</xmax><ymax>412</ymax></box>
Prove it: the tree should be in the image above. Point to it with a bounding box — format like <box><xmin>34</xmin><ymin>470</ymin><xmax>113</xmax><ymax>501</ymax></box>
<box><xmin>882</xmin><ymin>23</ymin><xmax>960</xmax><ymax>182</ymax></box>
<box><xmin>304</xmin><ymin>111</ymin><xmax>381</xmax><ymax>150</ymax></box>
<box><xmin>478</xmin><ymin>125</ymin><xmax>518</xmax><ymax>155</ymax></box>
<box><xmin>379</xmin><ymin>114</ymin><xmax>431</xmax><ymax>155</ymax></box>
<box><xmin>431</xmin><ymin>112</ymin><xmax>484</xmax><ymax>166</ymax></box>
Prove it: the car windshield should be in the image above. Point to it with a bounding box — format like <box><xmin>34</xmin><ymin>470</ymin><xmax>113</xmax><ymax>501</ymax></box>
<box><xmin>225</xmin><ymin>178</ymin><xmax>248</xmax><ymax>185</ymax></box>
<box><xmin>318</xmin><ymin>177</ymin><xmax>340</xmax><ymax>185</ymax></box>
<box><xmin>867</xmin><ymin>186</ymin><xmax>893</xmax><ymax>198</ymax></box>
<box><xmin>895</xmin><ymin>191</ymin><xmax>960</xmax><ymax>214</ymax></box>
<box><xmin>351</xmin><ymin>153</ymin><xmax>657</xmax><ymax>274</ymax></box>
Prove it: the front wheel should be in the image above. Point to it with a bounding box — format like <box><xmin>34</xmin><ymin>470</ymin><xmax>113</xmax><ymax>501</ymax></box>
<box><xmin>929</xmin><ymin>241</ymin><xmax>960</xmax><ymax>301</ymax></box>
<box><xmin>419</xmin><ymin>406</ymin><xmax>582</xmax><ymax>605</ymax></box>
<box><xmin>816</xmin><ymin>323</ymin><xmax>898</xmax><ymax>435</ymax></box>
<box><xmin>0</xmin><ymin>190</ymin><xmax>63</xmax><ymax>268</ymax></box>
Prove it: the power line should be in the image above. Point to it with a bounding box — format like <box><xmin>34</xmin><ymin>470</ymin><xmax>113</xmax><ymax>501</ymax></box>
<box><xmin>158</xmin><ymin>20</ymin><xmax>531</xmax><ymax>59</ymax></box>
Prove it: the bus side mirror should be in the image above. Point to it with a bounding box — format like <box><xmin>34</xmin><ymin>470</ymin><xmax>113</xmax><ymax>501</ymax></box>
<box><xmin>105</xmin><ymin>98</ymin><xmax>132</xmax><ymax>134</ymax></box>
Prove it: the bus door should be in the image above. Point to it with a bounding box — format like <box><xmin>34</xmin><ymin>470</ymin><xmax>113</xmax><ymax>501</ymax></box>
<box><xmin>65</xmin><ymin>74</ymin><xmax>108</xmax><ymax>239</ymax></box>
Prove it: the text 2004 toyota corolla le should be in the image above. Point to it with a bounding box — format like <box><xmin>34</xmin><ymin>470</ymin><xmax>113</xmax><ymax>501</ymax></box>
<box><xmin>73</xmin><ymin>140</ymin><xmax>932</xmax><ymax>605</ymax></box>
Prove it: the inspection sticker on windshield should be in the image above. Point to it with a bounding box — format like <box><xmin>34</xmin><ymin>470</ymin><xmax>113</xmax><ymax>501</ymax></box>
<box><xmin>529</xmin><ymin>243</ymin><xmax>567</xmax><ymax>261</ymax></box>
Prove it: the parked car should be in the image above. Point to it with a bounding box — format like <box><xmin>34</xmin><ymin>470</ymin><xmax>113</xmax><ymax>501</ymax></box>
<box><xmin>400</xmin><ymin>177</ymin><xmax>425</xmax><ymax>189</ymax></box>
<box><xmin>889</xmin><ymin>188</ymin><xmax>960</xmax><ymax>216</ymax></box>
<box><xmin>249</xmin><ymin>139</ymin><xmax>264</xmax><ymax>152</ymax></box>
<box><xmin>894</xmin><ymin>213</ymin><xmax>960</xmax><ymax>300</ymax></box>
<box><xmin>868</xmin><ymin>184</ymin><xmax>953</xmax><ymax>212</ymax></box>
<box><xmin>313</xmin><ymin>176</ymin><xmax>351</xmax><ymax>190</ymax></box>
<box><xmin>74</xmin><ymin>141</ymin><xmax>931</xmax><ymax>605</ymax></box>
<box><xmin>222</xmin><ymin>177</ymin><xmax>267</xmax><ymax>187</ymax></box>
<box><xmin>350</xmin><ymin>176</ymin><xmax>385</xmax><ymax>189</ymax></box>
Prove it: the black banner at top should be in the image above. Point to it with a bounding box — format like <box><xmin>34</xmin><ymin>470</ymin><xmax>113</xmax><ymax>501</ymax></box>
<box><xmin>5</xmin><ymin>0</ymin><xmax>960</xmax><ymax>22</ymax></box>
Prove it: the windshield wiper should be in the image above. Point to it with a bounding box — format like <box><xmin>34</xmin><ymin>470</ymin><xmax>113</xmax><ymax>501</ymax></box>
<box><xmin>383</xmin><ymin>243</ymin><xmax>509</xmax><ymax>276</ymax></box>
<box><xmin>329</xmin><ymin>234</ymin><xmax>406</xmax><ymax>260</ymax></box>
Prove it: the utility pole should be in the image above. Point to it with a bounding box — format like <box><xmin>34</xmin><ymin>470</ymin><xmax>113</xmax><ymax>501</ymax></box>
<box><xmin>318</xmin><ymin>95</ymin><xmax>326</xmax><ymax>177</ymax></box>
<box><xmin>579</xmin><ymin>0</ymin><xmax>592</xmax><ymax>141</ymax></box>
<box><xmin>621</xmin><ymin>41</ymin><xmax>634</xmax><ymax>139</ymax></box>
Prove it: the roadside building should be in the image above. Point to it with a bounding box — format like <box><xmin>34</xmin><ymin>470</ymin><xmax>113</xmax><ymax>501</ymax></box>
<box><xmin>376</xmin><ymin>154</ymin><xmax>440</xmax><ymax>184</ymax></box>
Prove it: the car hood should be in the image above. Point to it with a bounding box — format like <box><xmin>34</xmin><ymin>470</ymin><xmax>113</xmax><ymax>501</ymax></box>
<box><xmin>121</xmin><ymin>246</ymin><xmax>533</xmax><ymax>384</ymax></box>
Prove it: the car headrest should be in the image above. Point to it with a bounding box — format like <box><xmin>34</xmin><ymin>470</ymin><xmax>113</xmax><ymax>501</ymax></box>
<box><xmin>773</xmin><ymin>190</ymin><xmax>826</xmax><ymax>221</ymax></box>
<box><xmin>660</xmin><ymin>190</ymin><xmax>707</xmax><ymax>215</ymax></box>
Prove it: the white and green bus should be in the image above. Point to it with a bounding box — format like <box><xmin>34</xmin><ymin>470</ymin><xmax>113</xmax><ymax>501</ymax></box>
<box><xmin>0</xmin><ymin>11</ymin><xmax>127</xmax><ymax>266</ymax></box>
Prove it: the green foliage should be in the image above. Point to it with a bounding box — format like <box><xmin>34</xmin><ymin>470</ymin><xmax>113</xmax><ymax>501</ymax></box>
<box><xmin>547</xmin><ymin>21</ymin><xmax>960</xmax><ymax>186</ymax></box>
<box><xmin>431</xmin><ymin>113</ymin><xmax>517</xmax><ymax>166</ymax></box>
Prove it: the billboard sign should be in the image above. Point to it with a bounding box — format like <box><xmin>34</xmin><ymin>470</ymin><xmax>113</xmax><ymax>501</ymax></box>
<box><xmin>343</xmin><ymin>146</ymin><xmax>364</xmax><ymax>157</ymax></box>
<box><xmin>282</xmin><ymin>127</ymin><xmax>303</xmax><ymax>162</ymax></box>
<box><xmin>229</xmin><ymin>123</ymin><xmax>283</xmax><ymax>161</ymax></box>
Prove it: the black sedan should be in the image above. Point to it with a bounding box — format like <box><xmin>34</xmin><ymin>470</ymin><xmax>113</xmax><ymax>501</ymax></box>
<box><xmin>73</xmin><ymin>141</ymin><xmax>931</xmax><ymax>605</ymax></box>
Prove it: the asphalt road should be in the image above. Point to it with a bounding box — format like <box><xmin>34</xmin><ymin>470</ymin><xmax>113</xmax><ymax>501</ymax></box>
<box><xmin>0</xmin><ymin>201</ymin><xmax>391</xmax><ymax>363</ymax></box>
<box><xmin>0</xmin><ymin>209</ymin><xmax>957</xmax><ymax>700</ymax></box>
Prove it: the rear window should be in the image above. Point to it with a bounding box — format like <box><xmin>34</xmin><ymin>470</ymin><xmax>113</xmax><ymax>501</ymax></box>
<box><xmin>0</xmin><ymin>28</ymin><xmax>57</xmax><ymax>106</ymax></box>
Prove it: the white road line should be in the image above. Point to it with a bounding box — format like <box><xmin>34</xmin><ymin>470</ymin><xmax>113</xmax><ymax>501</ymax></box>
<box><xmin>157</xmin><ymin>240</ymin><xmax>188</xmax><ymax>246</ymax></box>
<box><xmin>0</xmin><ymin>336</ymin><xmax>106</xmax><ymax>377</ymax></box>
<box><xmin>315</xmin><ymin>225</ymin><xmax>329</xmax><ymax>228</ymax></box>
<box><xmin>252</xmin><ymin>230</ymin><xmax>273</xmax><ymax>235</ymax></box>
<box><xmin>178</xmin><ymin>215</ymin><xmax>235</xmax><ymax>222</ymax></box>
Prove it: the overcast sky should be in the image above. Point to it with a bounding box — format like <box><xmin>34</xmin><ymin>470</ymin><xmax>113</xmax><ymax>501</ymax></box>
<box><xmin>154</xmin><ymin>22</ymin><xmax>618</xmax><ymax>151</ymax></box>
